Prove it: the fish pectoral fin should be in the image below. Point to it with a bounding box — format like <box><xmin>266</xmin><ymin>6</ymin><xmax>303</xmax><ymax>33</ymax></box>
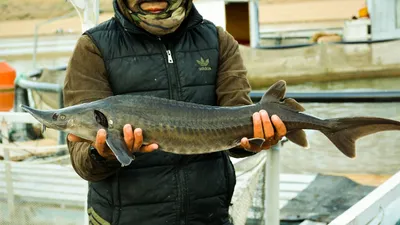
<box><xmin>106</xmin><ymin>129</ymin><xmax>135</xmax><ymax>167</ymax></box>
<box><xmin>248</xmin><ymin>138</ymin><xmax>265</xmax><ymax>148</ymax></box>
<box><xmin>286</xmin><ymin>129</ymin><xmax>309</xmax><ymax>149</ymax></box>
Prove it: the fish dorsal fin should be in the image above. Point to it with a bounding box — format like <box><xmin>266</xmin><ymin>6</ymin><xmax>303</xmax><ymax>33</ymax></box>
<box><xmin>261</xmin><ymin>80</ymin><xmax>287</xmax><ymax>104</ymax></box>
<box><xmin>282</xmin><ymin>98</ymin><xmax>305</xmax><ymax>112</ymax></box>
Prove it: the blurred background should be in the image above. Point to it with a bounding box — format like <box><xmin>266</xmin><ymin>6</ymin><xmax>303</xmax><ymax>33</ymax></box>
<box><xmin>0</xmin><ymin>0</ymin><xmax>400</xmax><ymax>224</ymax></box>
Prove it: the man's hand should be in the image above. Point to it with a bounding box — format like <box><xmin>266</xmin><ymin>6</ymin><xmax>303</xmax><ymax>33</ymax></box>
<box><xmin>67</xmin><ymin>124</ymin><xmax>159</xmax><ymax>160</ymax></box>
<box><xmin>240</xmin><ymin>110</ymin><xmax>287</xmax><ymax>152</ymax></box>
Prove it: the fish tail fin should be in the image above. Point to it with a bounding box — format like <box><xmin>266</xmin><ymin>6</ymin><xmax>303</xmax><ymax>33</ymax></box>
<box><xmin>321</xmin><ymin>117</ymin><xmax>400</xmax><ymax>158</ymax></box>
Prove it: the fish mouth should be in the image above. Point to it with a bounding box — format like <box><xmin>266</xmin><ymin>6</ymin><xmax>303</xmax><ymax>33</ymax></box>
<box><xmin>20</xmin><ymin>105</ymin><xmax>68</xmax><ymax>131</ymax></box>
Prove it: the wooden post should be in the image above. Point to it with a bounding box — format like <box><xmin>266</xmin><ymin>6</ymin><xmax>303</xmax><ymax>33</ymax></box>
<box><xmin>1</xmin><ymin>119</ymin><xmax>15</xmax><ymax>221</ymax></box>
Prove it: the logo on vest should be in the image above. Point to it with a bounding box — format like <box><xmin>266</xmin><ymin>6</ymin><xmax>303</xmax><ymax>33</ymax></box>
<box><xmin>196</xmin><ymin>57</ymin><xmax>212</xmax><ymax>71</ymax></box>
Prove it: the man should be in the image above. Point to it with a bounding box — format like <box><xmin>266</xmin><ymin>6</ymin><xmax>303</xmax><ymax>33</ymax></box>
<box><xmin>64</xmin><ymin>0</ymin><xmax>287</xmax><ymax>224</ymax></box>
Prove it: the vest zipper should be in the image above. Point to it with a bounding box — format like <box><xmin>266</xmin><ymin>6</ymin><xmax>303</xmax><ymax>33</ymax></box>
<box><xmin>157</xmin><ymin>37</ymin><xmax>174</xmax><ymax>99</ymax></box>
<box><xmin>166</xmin><ymin>46</ymin><xmax>182</xmax><ymax>100</ymax></box>
<box><xmin>162</xmin><ymin>39</ymin><xmax>186</xmax><ymax>224</ymax></box>
<box><xmin>166</xmin><ymin>50</ymin><xmax>174</xmax><ymax>63</ymax></box>
<box><xmin>158</xmin><ymin>37</ymin><xmax>180</xmax><ymax>100</ymax></box>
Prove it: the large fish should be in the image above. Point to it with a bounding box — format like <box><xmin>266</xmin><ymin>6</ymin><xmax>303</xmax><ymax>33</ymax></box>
<box><xmin>21</xmin><ymin>80</ymin><xmax>400</xmax><ymax>166</ymax></box>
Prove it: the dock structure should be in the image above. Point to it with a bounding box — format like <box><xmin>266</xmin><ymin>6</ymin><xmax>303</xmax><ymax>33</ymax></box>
<box><xmin>195</xmin><ymin>0</ymin><xmax>400</xmax><ymax>88</ymax></box>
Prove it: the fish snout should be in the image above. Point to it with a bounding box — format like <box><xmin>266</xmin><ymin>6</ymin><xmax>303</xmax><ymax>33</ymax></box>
<box><xmin>20</xmin><ymin>105</ymin><xmax>68</xmax><ymax>130</ymax></box>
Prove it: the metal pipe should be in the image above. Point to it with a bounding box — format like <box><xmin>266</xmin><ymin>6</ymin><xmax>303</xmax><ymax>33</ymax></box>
<box><xmin>264</xmin><ymin>144</ymin><xmax>280</xmax><ymax>225</ymax></box>
<box><xmin>261</xmin><ymin>26</ymin><xmax>343</xmax><ymax>36</ymax></box>
<box><xmin>257</xmin><ymin>43</ymin><xmax>316</xmax><ymax>50</ymax></box>
<box><xmin>256</xmin><ymin>38</ymin><xmax>399</xmax><ymax>50</ymax></box>
<box><xmin>58</xmin><ymin>91</ymin><xmax>66</xmax><ymax>145</ymax></box>
<box><xmin>83</xmin><ymin>0</ymin><xmax>100</xmax><ymax>32</ymax></box>
<box><xmin>261</xmin><ymin>36</ymin><xmax>311</xmax><ymax>40</ymax></box>
<box><xmin>333</xmin><ymin>38</ymin><xmax>400</xmax><ymax>45</ymax></box>
<box><xmin>16</xmin><ymin>78</ymin><xmax>63</xmax><ymax>93</ymax></box>
<box><xmin>249</xmin><ymin>0</ymin><xmax>260</xmax><ymax>48</ymax></box>
<box><xmin>250</xmin><ymin>90</ymin><xmax>400</xmax><ymax>103</ymax></box>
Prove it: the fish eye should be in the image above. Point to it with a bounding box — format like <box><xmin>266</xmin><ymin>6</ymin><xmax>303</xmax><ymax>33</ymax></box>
<box><xmin>53</xmin><ymin>113</ymin><xmax>66</xmax><ymax>120</ymax></box>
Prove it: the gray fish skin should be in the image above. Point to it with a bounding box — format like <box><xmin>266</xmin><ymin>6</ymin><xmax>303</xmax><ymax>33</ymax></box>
<box><xmin>21</xmin><ymin>80</ymin><xmax>400</xmax><ymax>166</ymax></box>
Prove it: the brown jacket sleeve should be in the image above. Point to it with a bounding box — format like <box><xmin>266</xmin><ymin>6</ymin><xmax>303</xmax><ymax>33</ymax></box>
<box><xmin>216</xmin><ymin>27</ymin><xmax>253</xmax><ymax>107</ymax></box>
<box><xmin>64</xmin><ymin>35</ymin><xmax>120</xmax><ymax>182</ymax></box>
<box><xmin>216</xmin><ymin>26</ymin><xmax>257</xmax><ymax>158</ymax></box>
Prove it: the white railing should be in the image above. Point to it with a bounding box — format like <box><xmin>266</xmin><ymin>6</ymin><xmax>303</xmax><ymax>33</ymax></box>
<box><xmin>0</xmin><ymin>112</ymin><xmax>88</xmax><ymax>224</ymax></box>
<box><xmin>0</xmin><ymin>161</ymin><xmax>88</xmax><ymax>225</ymax></box>
<box><xmin>330</xmin><ymin>170</ymin><xmax>400</xmax><ymax>225</ymax></box>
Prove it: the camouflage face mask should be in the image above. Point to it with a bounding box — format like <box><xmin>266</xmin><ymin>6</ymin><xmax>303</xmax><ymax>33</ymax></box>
<box><xmin>125</xmin><ymin>0</ymin><xmax>192</xmax><ymax>36</ymax></box>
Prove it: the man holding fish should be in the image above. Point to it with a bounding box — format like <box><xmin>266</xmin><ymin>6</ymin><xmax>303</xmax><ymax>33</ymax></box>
<box><xmin>63</xmin><ymin>0</ymin><xmax>287</xmax><ymax>224</ymax></box>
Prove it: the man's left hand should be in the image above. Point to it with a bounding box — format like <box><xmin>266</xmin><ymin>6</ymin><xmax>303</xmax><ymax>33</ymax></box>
<box><xmin>240</xmin><ymin>110</ymin><xmax>287</xmax><ymax>152</ymax></box>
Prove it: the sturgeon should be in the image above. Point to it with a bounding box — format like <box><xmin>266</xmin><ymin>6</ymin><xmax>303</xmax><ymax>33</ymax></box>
<box><xmin>21</xmin><ymin>80</ymin><xmax>400</xmax><ymax>166</ymax></box>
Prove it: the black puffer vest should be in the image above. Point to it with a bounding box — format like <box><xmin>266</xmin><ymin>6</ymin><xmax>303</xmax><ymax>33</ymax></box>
<box><xmin>84</xmin><ymin>1</ymin><xmax>236</xmax><ymax>225</ymax></box>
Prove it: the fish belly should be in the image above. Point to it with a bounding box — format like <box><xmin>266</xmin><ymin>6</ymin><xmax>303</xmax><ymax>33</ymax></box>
<box><xmin>143</xmin><ymin>123</ymin><xmax>253</xmax><ymax>155</ymax></box>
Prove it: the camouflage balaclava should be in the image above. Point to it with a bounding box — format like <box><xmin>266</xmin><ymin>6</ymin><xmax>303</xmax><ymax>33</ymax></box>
<box><xmin>124</xmin><ymin>0</ymin><xmax>193</xmax><ymax>36</ymax></box>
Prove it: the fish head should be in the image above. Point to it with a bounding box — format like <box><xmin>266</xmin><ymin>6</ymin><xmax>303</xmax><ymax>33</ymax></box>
<box><xmin>20</xmin><ymin>104</ymin><xmax>110</xmax><ymax>141</ymax></box>
<box><xmin>21</xmin><ymin>105</ymin><xmax>71</xmax><ymax>130</ymax></box>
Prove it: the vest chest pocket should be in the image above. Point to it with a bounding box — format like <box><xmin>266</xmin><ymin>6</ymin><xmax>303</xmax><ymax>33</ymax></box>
<box><xmin>107</xmin><ymin>55</ymin><xmax>170</xmax><ymax>95</ymax></box>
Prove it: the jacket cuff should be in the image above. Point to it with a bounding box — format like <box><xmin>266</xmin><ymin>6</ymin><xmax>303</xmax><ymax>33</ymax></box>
<box><xmin>88</xmin><ymin>145</ymin><xmax>121</xmax><ymax>168</ymax></box>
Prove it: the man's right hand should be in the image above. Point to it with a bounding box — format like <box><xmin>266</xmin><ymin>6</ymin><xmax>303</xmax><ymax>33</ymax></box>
<box><xmin>67</xmin><ymin>124</ymin><xmax>159</xmax><ymax>160</ymax></box>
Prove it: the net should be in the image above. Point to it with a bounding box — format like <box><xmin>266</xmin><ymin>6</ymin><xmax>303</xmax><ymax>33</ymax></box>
<box><xmin>0</xmin><ymin>152</ymin><xmax>269</xmax><ymax>225</ymax></box>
